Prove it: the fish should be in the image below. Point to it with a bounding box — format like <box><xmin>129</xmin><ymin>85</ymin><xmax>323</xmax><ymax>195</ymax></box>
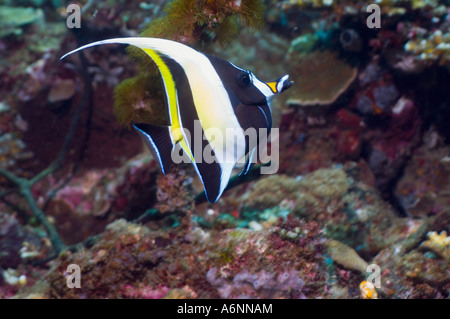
<box><xmin>61</xmin><ymin>37</ymin><xmax>293</xmax><ymax>203</ymax></box>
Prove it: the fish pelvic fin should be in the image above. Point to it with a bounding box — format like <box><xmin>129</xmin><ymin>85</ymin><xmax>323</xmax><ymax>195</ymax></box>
<box><xmin>238</xmin><ymin>147</ymin><xmax>256</xmax><ymax>176</ymax></box>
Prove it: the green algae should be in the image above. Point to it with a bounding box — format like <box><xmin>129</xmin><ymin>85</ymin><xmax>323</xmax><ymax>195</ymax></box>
<box><xmin>0</xmin><ymin>5</ymin><xmax>44</xmax><ymax>38</ymax></box>
<box><xmin>114</xmin><ymin>0</ymin><xmax>266</xmax><ymax>127</ymax></box>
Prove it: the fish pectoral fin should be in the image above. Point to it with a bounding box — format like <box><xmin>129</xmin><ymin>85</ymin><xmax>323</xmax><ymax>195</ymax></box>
<box><xmin>133</xmin><ymin>123</ymin><xmax>174</xmax><ymax>174</ymax></box>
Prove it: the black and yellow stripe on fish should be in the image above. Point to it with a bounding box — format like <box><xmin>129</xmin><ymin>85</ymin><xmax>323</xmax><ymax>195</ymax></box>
<box><xmin>61</xmin><ymin>37</ymin><xmax>293</xmax><ymax>203</ymax></box>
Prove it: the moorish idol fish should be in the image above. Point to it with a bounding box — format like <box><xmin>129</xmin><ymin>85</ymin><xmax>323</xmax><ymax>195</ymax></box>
<box><xmin>61</xmin><ymin>37</ymin><xmax>293</xmax><ymax>203</ymax></box>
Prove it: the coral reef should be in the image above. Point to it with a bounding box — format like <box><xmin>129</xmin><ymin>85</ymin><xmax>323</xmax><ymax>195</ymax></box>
<box><xmin>420</xmin><ymin>231</ymin><xmax>450</xmax><ymax>262</ymax></box>
<box><xmin>154</xmin><ymin>166</ymin><xmax>195</xmax><ymax>214</ymax></box>
<box><xmin>351</xmin><ymin>57</ymin><xmax>401</xmax><ymax>116</ymax></box>
<box><xmin>206</xmin><ymin>267</ymin><xmax>306</xmax><ymax>299</ymax></box>
<box><xmin>216</xmin><ymin>165</ymin><xmax>430</xmax><ymax>259</ymax></box>
<box><xmin>43</xmin><ymin>217</ymin><xmax>327</xmax><ymax>298</ymax></box>
<box><xmin>372</xmin><ymin>244</ymin><xmax>449</xmax><ymax>298</ymax></box>
<box><xmin>0</xmin><ymin>133</ymin><xmax>33</xmax><ymax>178</ymax></box>
<box><xmin>0</xmin><ymin>5</ymin><xmax>44</xmax><ymax>38</ymax></box>
<box><xmin>395</xmin><ymin>141</ymin><xmax>450</xmax><ymax>218</ymax></box>
<box><xmin>364</xmin><ymin>96</ymin><xmax>422</xmax><ymax>193</ymax></box>
<box><xmin>405</xmin><ymin>28</ymin><xmax>450</xmax><ymax>68</ymax></box>
<box><xmin>286</xmin><ymin>50</ymin><xmax>357</xmax><ymax>108</ymax></box>
<box><xmin>0</xmin><ymin>213</ymin><xmax>45</xmax><ymax>268</ymax></box>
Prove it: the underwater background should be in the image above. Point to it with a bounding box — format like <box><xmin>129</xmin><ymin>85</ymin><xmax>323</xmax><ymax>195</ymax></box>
<box><xmin>0</xmin><ymin>0</ymin><xmax>449</xmax><ymax>299</ymax></box>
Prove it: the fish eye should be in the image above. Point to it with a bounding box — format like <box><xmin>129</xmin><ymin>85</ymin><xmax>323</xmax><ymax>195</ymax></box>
<box><xmin>238</xmin><ymin>72</ymin><xmax>251</xmax><ymax>87</ymax></box>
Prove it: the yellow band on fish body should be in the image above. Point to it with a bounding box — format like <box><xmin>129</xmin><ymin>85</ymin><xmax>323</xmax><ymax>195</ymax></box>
<box><xmin>142</xmin><ymin>49</ymin><xmax>182</xmax><ymax>142</ymax></box>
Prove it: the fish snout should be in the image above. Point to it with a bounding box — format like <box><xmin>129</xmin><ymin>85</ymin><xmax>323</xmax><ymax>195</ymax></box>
<box><xmin>266</xmin><ymin>74</ymin><xmax>293</xmax><ymax>95</ymax></box>
<box><xmin>278</xmin><ymin>74</ymin><xmax>293</xmax><ymax>93</ymax></box>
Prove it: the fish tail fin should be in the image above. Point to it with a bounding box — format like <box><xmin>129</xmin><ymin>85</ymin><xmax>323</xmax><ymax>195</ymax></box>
<box><xmin>133</xmin><ymin>123</ymin><xmax>174</xmax><ymax>174</ymax></box>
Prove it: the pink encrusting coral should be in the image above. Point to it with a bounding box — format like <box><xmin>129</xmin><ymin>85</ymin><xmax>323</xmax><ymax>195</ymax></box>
<box><xmin>43</xmin><ymin>217</ymin><xmax>328</xmax><ymax>299</ymax></box>
<box><xmin>207</xmin><ymin>267</ymin><xmax>306</xmax><ymax>299</ymax></box>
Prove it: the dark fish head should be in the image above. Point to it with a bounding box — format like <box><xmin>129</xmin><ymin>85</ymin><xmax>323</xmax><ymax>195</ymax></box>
<box><xmin>206</xmin><ymin>55</ymin><xmax>292</xmax><ymax>106</ymax></box>
<box><xmin>235</xmin><ymin>72</ymin><xmax>293</xmax><ymax>105</ymax></box>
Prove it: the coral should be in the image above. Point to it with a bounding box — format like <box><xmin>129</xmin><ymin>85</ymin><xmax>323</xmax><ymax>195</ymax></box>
<box><xmin>243</xmin><ymin>166</ymin><xmax>350</xmax><ymax>213</ymax></box>
<box><xmin>43</xmin><ymin>216</ymin><xmax>328</xmax><ymax>298</ymax></box>
<box><xmin>0</xmin><ymin>5</ymin><xmax>44</xmax><ymax>38</ymax></box>
<box><xmin>112</xmin><ymin>154</ymin><xmax>160</xmax><ymax>220</ymax></box>
<box><xmin>276</xmin><ymin>109</ymin><xmax>338</xmax><ymax>175</ymax></box>
<box><xmin>47</xmin><ymin>79</ymin><xmax>75</xmax><ymax>104</ymax></box>
<box><xmin>121</xmin><ymin>285</ymin><xmax>171</xmax><ymax>299</ymax></box>
<box><xmin>21</xmin><ymin>49</ymin><xmax>142</xmax><ymax>171</ymax></box>
<box><xmin>0</xmin><ymin>213</ymin><xmax>45</xmax><ymax>268</ymax></box>
<box><xmin>206</xmin><ymin>267</ymin><xmax>306</xmax><ymax>299</ymax></box>
<box><xmin>70</xmin><ymin>0</ymin><xmax>156</xmax><ymax>32</ymax></box>
<box><xmin>363</xmin><ymin>95</ymin><xmax>422</xmax><ymax>194</ymax></box>
<box><xmin>222</xmin><ymin>164</ymin><xmax>428</xmax><ymax>257</ymax></box>
<box><xmin>46</xmin><ymin>219</ymin><xmax>157</xmax><ymax>298</ymax></box>
<box><xmin>9</xmin><ymin>152</ymin><xmax>159</xmax><ymax>246</ymax></box>
<box><xmin>277</xmin><ymin>0</ymin><xmax>339</xmax><ymax>10</ymax></box>
<box><xmin>297</xmin><ymin>167</ymin><xmax>349</xmax><ymax>201</ymax></box>
<box><xmin>2</xmin><ymin>268</ymin><xmax>27</xmax><ymax>287</ymax></box>
<box><xmin>289</xmin><ymin>33</ymin><xmax>321</xmax><ymax>54</ymax></box>
<box><xmin>340</xmin><ymin>29</ymin><xmax>362</xmax><ymax>53</ymax></box>
<box><xmin>395</xmin><ymin>142</ymin><xmax>450</xmax><ymax>217</ymax></box>
<box><xmin>359</xmin><ymin>280</ymin><xmax>377</xmax><ymax>299</ymax></box>
<box><xmin>405</xmin><ymin>29</ymin><xmax>450</xmax><ymax>68</ymax></box>
<box><xmin>115</xmin><ymin>0</ymin><xmax>266</xmax><ymax>127</ymax></box>
<box><xmin>163</xmin><ymin>285</ymin><xmax>198</xmax><ymax>299</ymax></box>
<box><xmin>332</xmin><ymin>108</ymin><xmax>363</xmax><ymax>159</ymax></box>
<box><xmin>286</xmin><ymin>51</ymin><xmax>357</xmax><ymax>107</ymax></box>
<box><xmin>240</xmin><ymin>174</ymin><xmax>300</xmax><ymax>210</ymax></box>
<box><xmin>0</xmin><ymin>132</ymin><xmax>33</xmax><ymax>179</ymax></box>
<box><xmin>373</xmin><ymin>247</ymin><xmax>449</xmax><ymax>298</ymax></box>
<box><xmin>113</xmin><ymin>72</ymin><xmax>167</xmax><ymax>127</ymax></box>
<box><xmin>277</xmin><ymin>54</ymin><xmax>421</xmax><ymax>198</ymax></box>
<box><xmin>351</xmin><ymin>57</ymin><xmax>401</xmax><ymax>116</ymax></box>
<box><xmin>84</xmin><ymin>52</ymin><xmax>127</xmax><ymax>89</ymax></box>
<box><xmin>139</xmin><ymin>0</ymin><xmax>265</xmax><ymax>46</ymax></box>
<box><xmin>154</xmin><ymin>166</ymin><xmax>195</xmax><ymax>214</ymax></box>
<box><xmin>279</xmin><ymin>0</ymin><xmax>446</xmax><ymax>14</ymax></box>
<box><xmin>420</xmin><ymin>231</ymin><xmax>450</xmax><ymax>262</ymax></box>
